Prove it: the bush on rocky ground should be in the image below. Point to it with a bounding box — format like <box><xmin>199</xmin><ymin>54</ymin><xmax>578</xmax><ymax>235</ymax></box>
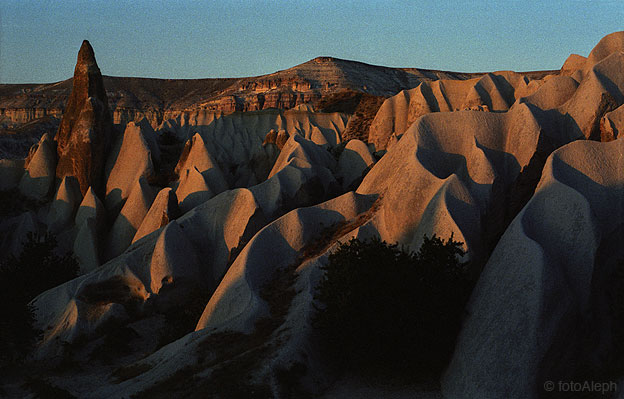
<box><xmin>314</xmin><ymin>234</ymin><xmax>472</xmax><ymax>380</ymax></box>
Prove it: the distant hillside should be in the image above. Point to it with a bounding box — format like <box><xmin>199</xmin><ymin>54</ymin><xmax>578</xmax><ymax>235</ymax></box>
<box><xmin>0</xmin><ymin>56</ymin><xmax>555</xmax><ymax>130</ymax></box>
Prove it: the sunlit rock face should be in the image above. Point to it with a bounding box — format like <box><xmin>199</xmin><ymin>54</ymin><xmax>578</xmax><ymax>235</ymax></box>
<box><xmin>55</xmin><ymin>40</ymin><xmax>113</xmax><ymax>196</ymax></box>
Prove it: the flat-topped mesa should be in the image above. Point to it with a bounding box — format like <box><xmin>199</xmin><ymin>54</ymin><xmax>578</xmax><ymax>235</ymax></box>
<box><xmin>55</xmin><ymin>40</ymin><xmax>113</xmax><ymax>195</ymax></box>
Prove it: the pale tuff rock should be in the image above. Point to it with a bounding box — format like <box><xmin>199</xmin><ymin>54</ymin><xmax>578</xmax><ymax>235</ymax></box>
<box><xmin>358</xmin><ymin>103</ymin><xmax>554</xmax><ymax>260</ymax></box>
<box><xmin>175</xmin><ymin>166</ymin><xmax>215</xmax><ymax>214</ymax></box>
<box><xmin>147</xmin><ymin>221</ymin><xmax>200</xmax><ymax>295</ymax></box>
<box><xmin>249</xmin><ymin>133</ymin><xmax>339</xmax><ymax>218</ymax></box>
<box><xmin>600</xmin><ymin>104</ymin><xmax>624</xmax><ymax>141</ymax></box>
<box><xmin>46</xmin><ymin>175</ymin><xmax>82</xmax><ymax>232</ymax></box>
<box><xmin>32</xmin><ymin>188</ymin><xmax>261</xmax><ymax>354</ymax></box>
<box><xmin>161</xmin><ymin>109</ymin><xmax>347</xmax><ymax>186</ymax></box>
<box><xmin>585</xmin><ymin>31</ymin><xmax>624</xmax><ymax>70</ymax></box>
<box><xmin>309</xmin><ymin>125</ymin><xmax>329</xmax><ymax>147</ymax></box>
<box><xmin>519</xmin><ymin>75</ymin><xmax>579</xmax><ymax>110</ymax></box>
<box><xmin>75</xmin><ymin>186</ymin><xmax>105</xmax><ymax>228</ymax></box>
<box><xmin>337</xmin><ymin>139</ymin><xmax>375</xmax><ymax>190</ymax></box>
<box><xmin>443</xmin><ymin>139</ymin><xmax>624</xmax><ymax>398</ymax></box>
<box><xmin>367</xmin><ymin>72</ymin><xmax>544</xmax><ymax>150</ymax></box>
<box><xmin>73</xmin><ymin>218</ymin><xmax>100</xmax><ymax>273</ymax></box>
<box><xmin>33</xmin><ymin>252</ymin><xmax>153</xmax><ymax>350</ymax></box>
<box><xmin>174</xmin><ymin>133</ymin><xmax>218</xmax><ymax>178</ymax></box>
<box><xmin>560</xmin><ymin>53</ymin><xmax>587</xmax><ymax>76</ymax></box>
<box><xmin>106</xmin><ymin>176</ymin><xmax>156</xmax><ymax>260</ymax></box>
<box><xmin>105</xmin><ymin>121</ymin><xmax>158</xmax><ymax>212</ymax></box>
<box><xmin>174</xmin><ymin>132</ymin><xmax>228</xmax><ymax>196</ymax></box>
<box><xmin>8</xmin><ymin>29</ymin><xmax>624</xmax><ymax>399</ymax></box>
<box><xmin>175</xmin><ymin>188</ymin><xmax>262</xmax><ymax>287</ymax></box>
<box><xmin>269</xmin><ymin>133</ymin><xmax>336</xmax><ymax>179</ymax></box>
<box><xmin>137</xmin><ymin>117</ymin><xmax>162</xmax><ymax>164</ymax></box>
<box><xmin>132</xmin><ymin>187</ymin><xmax>179</xmax><ymax>243</ymax></box>
<box><xmin>113</xmin><ymin>192</ymin><xmax>377</xmax><ymax>399</ymax></box>
<box><xmin>562</xmin><ymin>51</ymin><xmax>624</xmax><ymax>140</ymax></box>
<box><xmin>18</xmin><ymin>133</ymin><xmax>57</xmax><ymax>201</ymax></box>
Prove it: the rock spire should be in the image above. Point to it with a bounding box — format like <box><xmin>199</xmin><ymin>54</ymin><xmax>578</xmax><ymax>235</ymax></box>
<box><xmin>55</xmin><ymin>40</ymin><xmax>112</xmax><ymax>195</ymax></box>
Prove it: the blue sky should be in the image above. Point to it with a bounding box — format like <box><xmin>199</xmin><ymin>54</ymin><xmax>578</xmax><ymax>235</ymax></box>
<box><xmin>0</xmin><ymin>0</ymin><xmax>622</xmax><ymax>83</ymax></box>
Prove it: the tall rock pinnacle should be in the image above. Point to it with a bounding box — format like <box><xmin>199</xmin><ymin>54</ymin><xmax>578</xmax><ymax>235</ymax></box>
<box><xmin>55</xmin><ymin>40</ymin><xmax>112</xmax><ymax>196</ymax></box>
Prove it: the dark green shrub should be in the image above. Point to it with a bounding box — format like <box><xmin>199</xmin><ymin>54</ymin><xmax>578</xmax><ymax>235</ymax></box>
<box><xmin>157</xmin><ymin>287</ymin><xmax>212</xmax><ymax>348</ymax></box>
<box><xmin>0</xmin><ymin>231</ymin><xmax>78</xmax><ymax>366</ymax></box>
<box><xmin>313</xmin><ymin>234</ymin><xmax>472</xmax><ymax>378</ymax></box>
<box><xmin>0</xmin><ymin>188</ymin><xmax>44</xmax><ymax>219</ymax></box>
<box><xmin>89</xmin><ymin>323</ymin><xmax>140</xmax><ymax>364</ymax></box>
<box><xmin>22</xmin><ymin>377</ymin><xmax>77</xmax><ymax>399</ymax></box>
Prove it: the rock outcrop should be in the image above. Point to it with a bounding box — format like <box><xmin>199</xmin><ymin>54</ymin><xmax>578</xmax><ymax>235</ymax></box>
<box><xmin>74</xmin><ymin>218</ymin><xmax>100</xmax><ymax>274</ymax></box>
<box><xmin>337</xmin><ymin>139</ymin><xmax>376</xmax><ymax>190</ymax></box>
<box><xmin>358</xmin><ymin>101</ymin><xmax>578</xmax><ymax>267</ymax></box>
<box><xmin>174</xmin><ymin>133</ymin><xmax>228</xmax><ymax>195</ymax></box>
<box><xmin>585</xmin><ymin>31</ymin><xmax>624</xmax><ymax>70</ymax></box>
<box><xmin>105</xmin><ymin>120</ymin><xmax>158</xmax><ymax>211</ymax></box>
<box><xmin>367</xmin><ymin>72</ymin><xmax>545</xmax><ymax>150</ymax></box>
<box><xmin>162</xmin><ymin>109</ymin><xmax>347</xmax><ymax>188</ymax></box>
<box><xmin>75</xmin><ymin>186</ymin><xmax>105</xmax><ymax>228</ymax></box>
<box><xmin>600</xmin><ymin>104</ymin><xmax>624</xmax><ymax>141</ymax></box>
<box><xmin>562</xmin><ymin>51</ymin><xmax>624</xmax><ymax>140</ymax></box>
<box><xmin>132</xmin><ymin>187</ymin><xmax>179</xmax><ymax>243</ymax></box>
<box><xmin>560</xmin><ymin>53</ymin><xmax>587</xmax><ymax>77</ymax></box>
<box><xmin>105</xmin><ymin>176</ymin><xmax>156</xmax><ymax>260</ymax></box>
<box><xmin>55</xmin><ymin>40</ymin><xmax>113</xmax><ymax>196</ymax></box>
<box><xmin>18</xmin><ymin>133</ymin><xmax>57</xmax><ymax>200</ymax></box>
<box><xmin>518</xmin><ymin>75</ymin><xmax>579</xmax><ymax>110</ymax></box>
<box><xmin>443</xmin><ymin>139</ymin><xmax>624</xmax><ymax>398</ymax></box>
<box><xmin>46</xmin><ymin>175</ymin><xmax>82</xmax><ymax>232</ymax></box>
<box><xmin>32</xmin><ymin>187</ymin><xmax>263</xmax><ymax>354</ymax></box>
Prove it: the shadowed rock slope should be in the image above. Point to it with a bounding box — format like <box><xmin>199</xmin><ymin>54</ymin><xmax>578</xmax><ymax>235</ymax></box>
<box><xmin>443</xmin><ymin>139</ymin><xmax>624</xmax><ymax>398</ymax></box>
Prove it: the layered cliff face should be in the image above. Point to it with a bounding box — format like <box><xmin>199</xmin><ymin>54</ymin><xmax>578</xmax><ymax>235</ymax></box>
<box><xmin>0</xmin><ymin>56</ymin><xmax>499</xmax><ymax>131</ymax></box>
<box><xmin>0</xmin><ymin>54</ymin><xmax>556</xmax><ymax>150</ymax></box>
<box><xmin>0</xmin><ymin>81</ymin><xmax>68</xmax><ymax>128</ymax></box>
<box><xmin>55</xmin><ymin>40</ymin><xmax>113</xmax><ymax>195</ymax></box>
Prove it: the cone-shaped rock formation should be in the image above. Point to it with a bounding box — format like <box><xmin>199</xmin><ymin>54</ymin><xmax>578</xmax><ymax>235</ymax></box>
<box><xmin>55</xmin><ymin>40</ymin><xmax>112</xmax><ymax>196</ymax></box>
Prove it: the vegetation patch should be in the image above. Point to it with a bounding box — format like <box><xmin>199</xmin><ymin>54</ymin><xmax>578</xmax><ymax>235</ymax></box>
<box><xmin>23</xmin><ymin>377</ymin><xmax>77</xmax><ymax>399</ymax></box>
<box><xmin>89</xmin><ymin>324</ymin><xmax>140</xmax><ymax>364</ymax></box>
<box><xmin>0</xmin><ymin>231</ymin><xmax>78</xmax><ymax>368</ymax></box>
<box><xmin>313</xmin><ymin>234</ymin><xmax>473</xmax><ymax>381</ymax></box>
<box><xmin>157</xmin><ymin>286</ymin><xmax>213</xmax><ymax>349</ymax></box>
<box><xmin>0</xmin><ymin>188</ymin><xmax>45</xmax><ymax>219</ymax></box>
